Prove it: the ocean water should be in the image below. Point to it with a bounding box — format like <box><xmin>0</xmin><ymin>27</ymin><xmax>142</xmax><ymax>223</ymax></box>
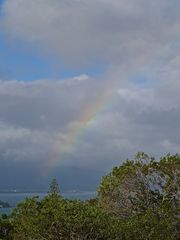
<box><xmin>0</xmin><ymin>191</ymin><xmax>96</xmax><ymax>215</ymax></box>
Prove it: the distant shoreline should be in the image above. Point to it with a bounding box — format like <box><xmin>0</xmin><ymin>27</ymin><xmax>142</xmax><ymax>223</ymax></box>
<box><xmin>0</xmin><ymin>191</ymin><xmax>97</xmax><ymax>212</ymax></box>
<box><xmin>0</xmin><ymin>190</ymin><xmax>96</xmax><ymax>194</ymax></box>
<box><xmin>0</xmin><ymin>200</ymin><xmax>11</xmax><ymax>208</ymax></box>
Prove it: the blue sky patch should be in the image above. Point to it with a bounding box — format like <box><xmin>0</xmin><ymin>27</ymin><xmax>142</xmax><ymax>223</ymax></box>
<box><xmin>0</xmin><ymin>32</ymin><xmax>107</xmax><ymax>81</ymax></box>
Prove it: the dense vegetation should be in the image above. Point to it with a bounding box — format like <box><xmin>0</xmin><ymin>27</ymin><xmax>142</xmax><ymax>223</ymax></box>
<box><xmin>0</xmin><ymin>153</ymin><xmax>179</xmax><ymax>239</ymax></box>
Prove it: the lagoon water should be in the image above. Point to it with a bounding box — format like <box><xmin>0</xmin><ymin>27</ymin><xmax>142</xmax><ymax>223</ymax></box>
<box><xmin>0</xmin><ymin>191</ymin><xmax>96</xmax><ymax>215</ymax></box>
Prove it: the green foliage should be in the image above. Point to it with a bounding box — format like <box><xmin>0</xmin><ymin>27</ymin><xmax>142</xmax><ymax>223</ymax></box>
<box><xmin>1</xmin><ymin>153</ymin><xmax>179</xmax><ymax>239</ymax></box>
<box><xmin>98</xmin><ymin>152</ymin><xmax>180</xmax><ymax>218</ymax></box>
<box><xmin>120</xmin><ymin>199</ymin><xmax>179</xmax><ymax>240</ymax></box>
<box><xmin>10</xmin><ymin>196</ymin><xmax>119</xmax><ymax>240</ymax></box>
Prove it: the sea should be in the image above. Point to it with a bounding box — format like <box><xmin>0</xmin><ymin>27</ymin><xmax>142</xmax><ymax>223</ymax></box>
<box><xmin>0</xmin><ymin>191</ymin><xmax>96</xmax><ymax>215</ymax></box>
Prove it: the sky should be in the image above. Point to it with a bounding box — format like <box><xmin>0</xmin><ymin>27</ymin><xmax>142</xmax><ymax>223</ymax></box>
<box><xmin>0</xmin><ymin>0</ymin><xmax>180</xmax><ymax>191</ymax></box>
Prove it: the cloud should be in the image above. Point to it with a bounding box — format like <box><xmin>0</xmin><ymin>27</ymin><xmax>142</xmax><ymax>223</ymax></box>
<box><xmin>0</xmin><ymin>0</ymin><xmax>180</xmax><ymax>174</ymax></box>
<box><xmin>0</xmin><ymin>72</ymin><xmax>180</xmax><ymax>171</ymax></box>
<box><xmin>1</xmin><ymin>0</ymin><xmax>180</xmax><ymax>68</ymax></box>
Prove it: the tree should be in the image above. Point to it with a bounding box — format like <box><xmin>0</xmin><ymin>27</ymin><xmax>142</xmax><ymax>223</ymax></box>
<box><xmin>120</xmin><ymin>202</ymin><xmax>180</xmax><ymax>240</ymax></box>
<box><xmin>48</xmin><ymin>178</ymin><xmax>60</xmax><ymax>197</ymax></box>
<box><xmin>98</xmin><ymin>152</ymin><xmax>180</xmax><ymax>218</ymax></box>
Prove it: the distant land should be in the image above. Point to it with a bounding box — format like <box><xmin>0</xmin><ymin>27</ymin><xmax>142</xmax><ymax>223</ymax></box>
<box><xmin>0</xmin><ymin>200</ymin><xmax>10</xmax><ymax>208</ymax></box>
<box><xmin>0</xmin><ymin>190</ymin><xmax>95</xmax><ymax>194</ymax></box>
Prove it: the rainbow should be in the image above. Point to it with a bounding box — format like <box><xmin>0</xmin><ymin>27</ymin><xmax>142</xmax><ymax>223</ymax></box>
<box><xmin>42</xmin><ymin>33</ymin><xmax>180</xmax><ymax>176</ymax></box>
<box><xmin>43</xmin><ymin>81</ymin><xmax>115</xmax><ymax>176</ymax></box>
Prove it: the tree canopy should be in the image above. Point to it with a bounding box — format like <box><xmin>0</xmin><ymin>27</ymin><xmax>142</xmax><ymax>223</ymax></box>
<box><xmin>98</xmin><ymin>152</ymin><xmax>180</xmax><ymax>218</ymax></box>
